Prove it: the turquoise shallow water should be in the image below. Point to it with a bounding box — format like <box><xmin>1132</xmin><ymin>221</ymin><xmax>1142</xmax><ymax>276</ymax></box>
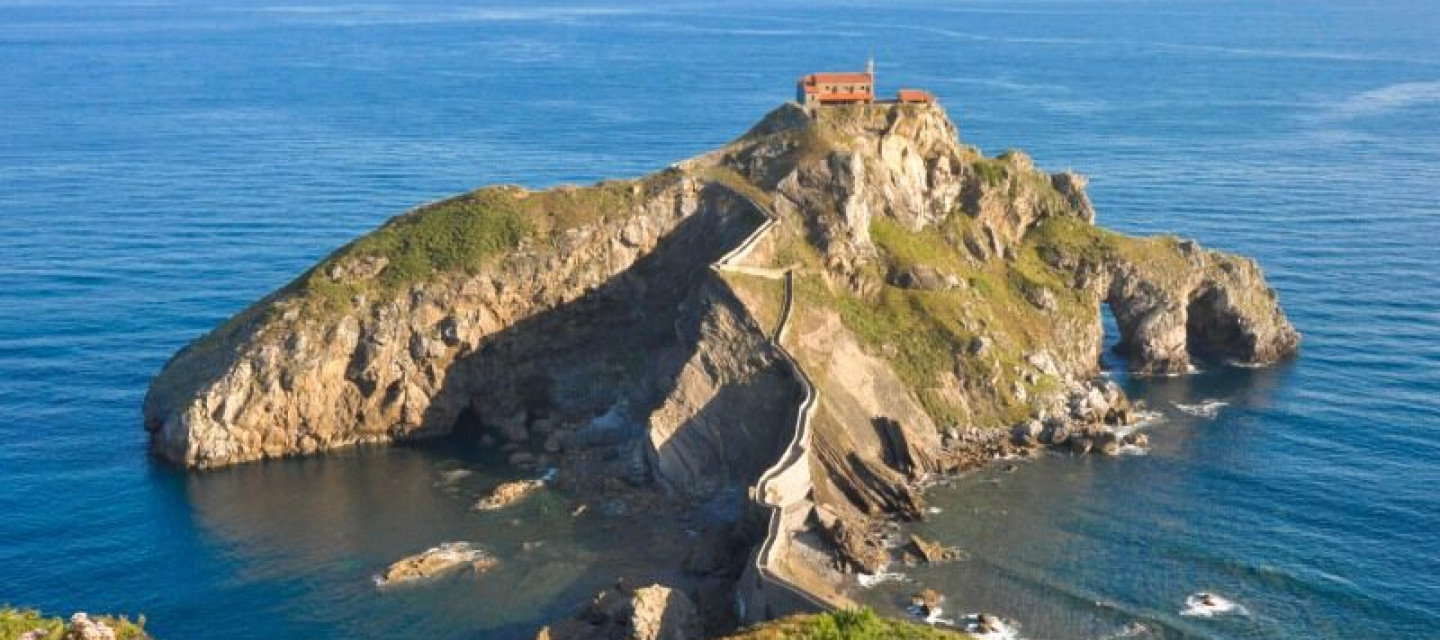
<box><xmin>1</xmin><ymin>1</ymin><xmax>1438</xmax><ymax>638</ymax></box>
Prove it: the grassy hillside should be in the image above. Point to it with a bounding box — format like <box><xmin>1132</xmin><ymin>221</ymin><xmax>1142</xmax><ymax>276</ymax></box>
<box><xmin>724</xmin><ymin>609</ymin><xmax>972</xmax><ymax>640</ymax></box>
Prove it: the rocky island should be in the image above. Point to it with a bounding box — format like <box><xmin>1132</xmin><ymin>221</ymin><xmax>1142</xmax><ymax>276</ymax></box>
<box><xmin>144</xmin><ymin>100</ymin><xmax>1297</xmax><ymax>636</ymax></box>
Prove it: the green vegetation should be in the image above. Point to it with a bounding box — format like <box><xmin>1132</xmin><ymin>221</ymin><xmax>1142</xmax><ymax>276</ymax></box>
<box><xmin>870</xmin><ymin>218</ymin><xmax>969</xmax><ymax>275</ymax></box>
<box><xmin>696</xmin><ymin>164</ymin><xmax>772</xmax><ymax>207</ymax></box>
<box><xmin>970</xmin><ymin>156</ymin><xmax>1008</xmax><ymax>186</ymax></box>
<box><xmin>790</xmin><ymin>205</ymin><xmax>1110</xmax><ymax>430</ymax></box>
<box><xmin>721</xmin><ymin>271</ymin><xmax>788</xmax><ymax>337</ymax></box>
<box><xmin>1029</xmin><ymin>215</ymin><xmax>1193</xmax><ymax>290</ymax></box>
<box><xmin>1</xmin><ymin>607</ymin><xmax>150</xmax><ymax>640</ymax></box>
<box><xmin>725</xmin><ymin>608</ymin><xmax>972</xmax><ymax>640</ymax></box>
<box><xmin>319</xmin><ymin>188</ymin><xmax>530</xmax><ymax>294</ymax></box>
<box><xmin>275</xmin><ymin>171</ymin><xmax>686</xmax><ymax>318</ymax></box>
<box><xmin>173</xmin><ymin>170</ymin><xmax>691</xmax><ymax>364</ymax></box>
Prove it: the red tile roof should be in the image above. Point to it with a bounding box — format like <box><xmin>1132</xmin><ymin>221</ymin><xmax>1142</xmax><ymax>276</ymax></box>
<box><xmin>896</xmin><ymin>89</ymin><xmax>935</xmax><ymax>103</ymax></box>
<box><xmin>803</xmin><ymin>72</ymin><xmax>873</xmax><ymax>84</ymax></box>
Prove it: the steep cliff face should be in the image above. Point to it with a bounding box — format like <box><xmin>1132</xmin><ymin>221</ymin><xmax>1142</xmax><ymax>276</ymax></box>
<box><xmin>145</xmin><ymin>100</ymin><xmax>1297</xmax><ymax>626</ymax></box>
<box><xmin>644</xmin><ymin>279</ymin><xmax>800</xmax><ymax>497</ymax></box>
<box><xmin>705</xmin><ymin>103</ymin><xmax>1297</xmax><ymax>588</ymax></box>
<box><xmin>144</xmin><ymin>175</ymin><xmax>762</xmax><ymax>468</ymax></box>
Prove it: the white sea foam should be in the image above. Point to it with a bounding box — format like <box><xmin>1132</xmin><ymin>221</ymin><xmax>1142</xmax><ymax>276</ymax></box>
<box><xmin>1105</xmin><ymin>621</ymin><xmax>1153</xmax><ymax>638</ymax></box>
<box><xmin>1174</xmin><ymin>400</ymin><xmax>1229</xmax><ymax>419</ymax></box>
<box><xmin>856</xmin><ymin>570</ymin><xmax>906</xmax><ymax>588</ymax></box>
<box><xmin>1114</xmin><ymin>411</ymin><xmax>1164</xmax><ymax>437</ymax></box>
<box><xmin>903</xmin><ymin>603</ymin><xmax>952</xmax><ymax>626</ymax></box>
<box><xmin>1181</xmin><ymin>592</ymin><xmax>1248</xmax><ymax>618</ymax></box>
<box><xmin>1117</xmin><ymin>443</ymin><xmax>1149</xmax><ymax>456</ymax></box>
<box><xmin>959</xmin><ymin>614</ymin><xmax>1024</xmax><ymax>640</ymax></box>
<box><xmin>1128</xmin><ymin>363</ymin><xmax>1203</xmax><ymax>378</ymax></box>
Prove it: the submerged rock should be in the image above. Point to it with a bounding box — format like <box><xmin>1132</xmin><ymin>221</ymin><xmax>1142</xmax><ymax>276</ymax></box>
<box><xmin>906</xmin><ymin>535</ymin><xmax>966</xmax><ymax>564</ymax></box>
<box><xmin>376</xmin><ymin>542</ymin><xmax>497</xmax><ymax>586</ymax></box>
<box><xmin>976</xmin><ymin>613</ymin><xmax>1004</xmax><ymax>634</ymax></box>
<box><xmin>474</xmin><ymin>477</ymin><xmax>546</xmax><ymax>511</ymax></box>
<box><xmin>909</xmin><ymin>588</ymin><xmax>944</xmax><ymax>618</ymax></box>
<box><xmin>822</xmin><ymin>516</ymin><xmax>890</xmax><ymax>574</ymax></box>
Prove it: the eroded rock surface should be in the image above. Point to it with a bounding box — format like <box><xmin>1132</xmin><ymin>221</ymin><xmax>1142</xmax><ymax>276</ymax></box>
<box><xmin>146</xmin><ymin>100</ymin><xmax>1297</xmax><ymax>629</ymax></box>
<box><xmin>541</xmin><ymin>583</ymin><xmax>702</xmax><ymax>640</ymax></box>
<box><xmin>474</xmin><ymin>477</ymin><xmax>546</xmax><ymax>511</ymax></box>
<box><xmin>375</xmin><ymin>542</ymin><xmax>497</xmax><ymax>586</ymax></box>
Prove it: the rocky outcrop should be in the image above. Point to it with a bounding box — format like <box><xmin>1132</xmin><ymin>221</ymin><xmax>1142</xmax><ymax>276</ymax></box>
<box><xmin>1099</xmin><ymin>244</ymin><xmax>1300</xmax><ymax>375</ymax></box>
<box><xmin>644</xmin><ymin>280</ymin><xmax>800</xmax><ymax>497</ymax></box>
<box><xmin>62</xmin><ymin>614</ymin><xmax>116</xmax><ymax>640</ymax></box>
<box><xmin>1</xmin><ymin>609</ymin><xmax>151</xmax><ymax>640</ymax></box>
<box><xmin>144</xmin><ymin>177</ymin><xmax>765</xmax><ymax>468</ymax></box>
<box><xmin>473</xmin><ymin>477</ymin><xmax>546</xmax><ymax>511</ymax></box>
<box><xmin>375</xmin><ymin>542</ymin><xmax>497</xmax><ymax>586</ymax></box>
<box><xmin>904</xmin><ymin>535</ymin><xmax>965</xmax><ymax>564</ymax></box>
<box><xmin>542</xmin><ymin>583</ymin><xmax>701</xmax><ymax>640</ymax></box>
<box><xmin>146</xmin><ymin>99</ymin><xmax>1298</xmax><ymax>631</ymax></box>
<box><xmin>630</xmin><ymin>586</ymin><xmax>703</xmax><ymax>640</ymax></box>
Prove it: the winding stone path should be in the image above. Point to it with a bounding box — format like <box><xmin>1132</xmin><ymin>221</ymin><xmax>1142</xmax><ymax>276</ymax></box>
<box><xmin>709</xmin><ymin>184</ymin><xmax>833</xmax><ymax>619</ymax></box>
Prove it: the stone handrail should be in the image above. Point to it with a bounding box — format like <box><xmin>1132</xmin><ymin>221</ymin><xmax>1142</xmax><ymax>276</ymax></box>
<box><xmin>749</xmin><ymin>270</ymin><xmax>829</xmax><ymax>613</ymax></box>
<box><xmin>708</xmin><ymin>183</ymin><xmax>832</xmax><ymax>617</ymax></box>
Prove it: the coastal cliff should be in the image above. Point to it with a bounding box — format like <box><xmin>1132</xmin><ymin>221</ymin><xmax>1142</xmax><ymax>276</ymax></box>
<box><xmin>144</xmin><ymin>101</ymin><xmax>1297</xmax><ymax>631</ymax></box>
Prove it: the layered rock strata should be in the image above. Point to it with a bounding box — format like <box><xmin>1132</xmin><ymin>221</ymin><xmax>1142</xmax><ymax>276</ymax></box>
<box><xmin>145</xmin><ymin>100</ymin><xmax>1297</xmax><ymax>630</ymax></box>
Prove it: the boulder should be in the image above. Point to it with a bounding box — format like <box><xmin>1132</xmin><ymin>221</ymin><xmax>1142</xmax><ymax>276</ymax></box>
<box><xmin>325</xmin><ymin>255</ymin><xmax>389</xmax><ymax>281</ymax></box>
<box><xmin>475</xmin><ymin>478</ymin><xmax>545</xmax><ymax>511</ymax></box>
<box><xmin>1098</xmin><ymin>436</ymin><xmax>1121</xmax><ymax>456</ymax></box>
<box><xmin>629</xmin><ymin>585</ymin><xmax>701</xmax><ymax>640</ymax></box>
<box><xmin>977</xmin><ymin>613</ymin><xmax>1004</xmax><ymax>634</ymax></box>
<box><xmin>824</xmin><ymin>517</ymin><xmax>888</xmax><ymax>574</ymax></box>
<box><xmin>967</xmin><ymin>336</ymin><xmax>991</xmax><ymax>356</ymax></box>
<box><xmin>1044</xmin><ymin>424</ymin><xmax>1070</xmax><ymax>446</ymax></box>
<box><xmin>376</xmin><ymin>542</ymin><xmax>497</xmax><ymax>586</ymax></box>
<box><xmin>1011</xmin><ymin>420</ymin><xmax>1043</xmax><ymax>446</ymax></box>
<box><xmin>910</xmin><ymin>588</ymin><xmax>943</xmax><ymax>616</ymax></box>
<box><xmin>1026</xmin><ymin>352</ymin><xmax>1060</xmax><ymax>376</ymax></box>
<box><xmin>891</xmin><ymin>265</ymin><xmax>952</xmax><ymax>291</ymax></box>
<box><xmin>907</xmin><ymin>535</ymin><xmax>965</xmax><ymax>564</ymax></box>
<box><xmin>63</xmin><ymin>614</ymin><xmax>115</xmax><ymax>640</ymax></box>
<box><xmin>1025</xmin><ymin>286</ymin><xmax>1058</xmax><ymax>311</ymax></box>
<box><xmin>549</xmin><ymin>583</ymin><xmax>701</xmax><ymax>640</ymax></box>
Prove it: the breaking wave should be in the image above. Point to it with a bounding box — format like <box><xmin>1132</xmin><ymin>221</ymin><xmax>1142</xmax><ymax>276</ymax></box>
<box><xmin>1174</xmin><ymin>400</ymin><xmax>1229</xmax><ymax>418</ymax></box>
<box><xmin>857</xmin><ymin>570</ymin><xmax>907</xmax><ymax>588</ymax></box>
<box><xmin>958</xmin><ymin>614</ymin><xmax>1024</xmax><ymax>640</ymax></box>
<box><xmin>1180</xmin><ymin>592</ymin><xmax>1248</xmax><ymax>618</ymax></box>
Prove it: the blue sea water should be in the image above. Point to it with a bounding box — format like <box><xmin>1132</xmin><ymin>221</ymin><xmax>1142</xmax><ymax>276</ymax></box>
<box><xmin>1</xmin><ymin>1</ymin><xmax>1437</xmax><ymax>638</ymax></box>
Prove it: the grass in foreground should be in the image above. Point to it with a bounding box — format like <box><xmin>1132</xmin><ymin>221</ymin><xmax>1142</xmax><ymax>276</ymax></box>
<box><xmin>1</xmin><ymin>607</ymin><xmax>151</xmax><ymax>640</ymax></box>
<box><xmin>725</xmin><ymin>608</ymin><xmax>972</xmax><ymax>640</ymax></box>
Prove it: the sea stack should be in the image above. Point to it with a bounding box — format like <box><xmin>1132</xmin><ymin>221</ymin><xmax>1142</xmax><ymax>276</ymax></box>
<box><xmin>144</xmin><ymin>99</ymin><xmax>1296</xmax><ymax>620</ymax></box>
